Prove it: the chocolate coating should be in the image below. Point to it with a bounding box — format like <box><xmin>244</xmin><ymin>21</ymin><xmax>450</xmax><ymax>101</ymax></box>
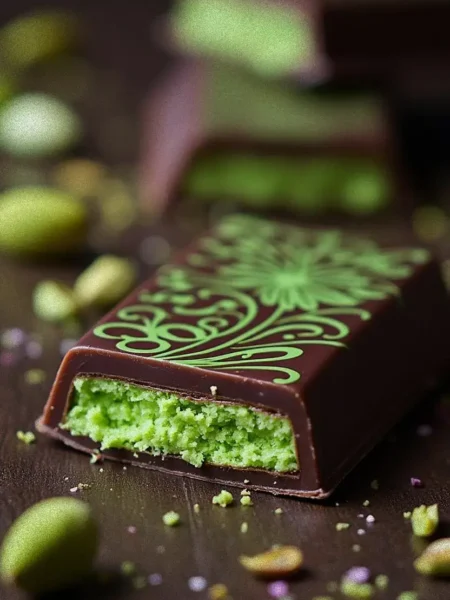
<box><xmin>38</xmin><ymin>215</ymin><xmax>450</xmax><ymax>498</ymax></box>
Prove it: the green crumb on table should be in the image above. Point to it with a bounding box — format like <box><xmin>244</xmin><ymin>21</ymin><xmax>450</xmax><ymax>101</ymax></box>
<box><xmin>240</xmin><ymin>495</ymin><xmax>253</xmax><ymax>507</ymax></box>
<box><xmin>120</xmin><ymin>561</ymin><xmax>136</xmax><ymax>576</ymax></box>
<box><xmin>240</xmin><ymin>522</ymin><xmax>248</xmax><ymax>534</ymax></box>
<box><xmin>274</xmin><ymin>508</ymin><xmax>283</xmax><ymax>515</ymax></box>
<box><xmin>336</xmin><ymin>522</ymin><xmax>350</xmax><ymax>531</ymax></box>
<box><xmin>208</xmin><ymin>583</ymin><xmax>229</xmax><ymax>600</ymax></box>
<box><xmin>397</xmin><ymin>593</ymin><xmax>418</xmax><ymax>600</ymax></box>
<box><xmin>162</xmin><ymin>511</ymin><xmax>180</xmax><ymax>526</ymax></box>
<box><xmin>212</xmin><ymin>490</ymin><xmax>233</xmax><ymax>508</ymax></box>
<box><xmin>33</xmin><ymin>280</ymin><xmax>78</xmax><ymax>323</ymax></box>
<box><xmin>24</xmin><ymin>368</ymin><xmax>46</xmax><ymax>385</ymax></box>
<box><xmin>375</xmin><ymin>574</ymin><xmax>389</xmax><ymax>590</ymax></box>
<box><xmin>411</xmin><ymin>504</ymin><xmax>439</xmax><ymax>537</ymax></box>
<box><xmin>341</xmin><ymin>579</ymin><xmax>374</xmax><ymax>599</ymax></box>
<box><xmin>352</xmin><ymin>544</ymin><xmax>361</xmax><ymax>552</ymax></box>
<box><xmin>362</xmin><ymin>500</ymin><xmax>370</xmax><ymax>507</ymax></box>
<box><xmin>370</xmin><ymin>479</ymin><xmax>379</xmax><ymax>490</ymax></box>
<box><xmin>403</xmin><ymin>511</ymin><xmax>412</xmax><ymax>520</ymax></box>
<box><xmin>16</xmin><ymin>431</ymin><xmax>36</xmax><ymax>445</ymax></box>
<box><xmin>193</xmin><ymin>503</ymin><xmax>200</xmax><ymax>514</ymax></box>
<box><xmin>413</xmin><ymin>538</ymin><xmax>450</xmax><ymax>576</ymax></box>
<box><xmin>64</xmin><ymin>377</ymin><xmax>298</xmax><ymax>472</ymax></box>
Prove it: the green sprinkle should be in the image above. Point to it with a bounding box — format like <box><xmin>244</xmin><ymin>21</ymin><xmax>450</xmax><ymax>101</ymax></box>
<box><xmin>362</xmin><ymin>500</ymin><xmax>370</xmax><ymax>507</ymax></box>
<box><xmin>120</xmin><ymin>561</ymin><xmax>136</xmax><ymax>576</ymax></box>
<box><xmin>403</xmin><ymin>511</ymin><xmax>412</xmax><ymax>520</ymax></box>
<box><xmin>193</xmin><ymin>503</ymin><xmax>200</xmax><ymax>514</ymax></box>
<box><xmin>397</xmin><ymin>593</ymin><xmax>418</xmax><ymax>600</ymax></box>
<box><xmin>33</xmin><ymin>281</ymin><xmax>78</xmax><ymax>323</ymax></box>
<box><xmin>411</xmin><ymin>504</ymin><xmax>439</xmax><ymax>537</ymax></box>
<box><xmin>162</xmin><ymin>511</ymin><xmax>180</xmax><ymax>527</ymax></box>
<box><xmin>341</xmin><ymin>579</ymin><xmax>374</xmax><ymax>598</ymax></box>
<box><xmin>240</xmin><ymin>489</ymin><xmax>250</xmax><ymax>496</ymax></box>
<box><xmin>240</xmin><ymin>495</ymin><xmax>253</xmax><ymax>507</ymax></box>
<box><xmin>375</xmin><ymin>574</ymin><xmax>389</xmax><ymax>590</ymax></box>
<box><xmin>24</xmin><ymin>369</ymin><xmax>46</xmax><ymax>385</ymax></box>
<box><xmin>240</xmin><ymin>522</ymin><xmax>248</xmax><ymax>534</ymax></box>
<box><xmin>16</xmin><ymin>431</ymin><xmax>36</xmax><ymax>445</ymax></box>
<box><xmin>212</xmin><ymin>490</ymin><xmax>233</xmax><ymax>508</ymax></box>
<box><xmin>336</xmin><ymin>522</ymin><xmax>350</xmax><ymax>531</ymax></box>
<box><xmin>370</xmin><ymin>480</ymin><xmax>379</xmax><ymax>490</ymax></box>
<box><xmin>274</xmin><ymin>508</ymin><xmax>283</xmax><ymax>515</ymax></box>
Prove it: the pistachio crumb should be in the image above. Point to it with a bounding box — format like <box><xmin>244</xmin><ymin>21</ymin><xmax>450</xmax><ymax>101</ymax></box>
<box><xmin>362</xmin><ymin>500</ymin><xmax>370</xmax><ymax>507</ymax></box>
<box><xmin>240</xmin><ymin>489</ymin><xmax>250</xmax><ymax>496</ymax></box>
<box><xmin>239</xmin><ymin>545</ymin><xmax>303</xmax><ymax>577</ymax></box>
<box><xmin>24</xmin><ymin>368</ymin><xmax>46</xmax><ymax>385</ymax></box>
<box><xmin>341</xmin><ymin>579</ymin><xmax>374</xmax><ymax>598</ymax></box>
<box><xmin>240</xmin><ymin>522</ymin><xmax>248</xmax><ymax>534</ymax></box>
<box><xmin>403</xmin><ymin>511</ymin><xmax>412</xmax><ymax>520</ymax></box>
<box><xmin>120</xmin><ymin>561</ymin><xmax>136</xmax><ymax>576</ymax></box>
<box><xmin>16</xmin><ymin>430</ymin><xmax>36</xmax><ymax>445</ymax></box>
<box><xmin>397</xmin><ymin>593</ymin><xmax>418</xmax><ymax>600</ymax></box>
<box><xmin>162</xmin><ymin>511</ymin><xmax>180</xmax><ymax>527</ymax></box>
<box><xmin>274</xmin><ymin>508</ymin><xmax>283</xmax><ymax>515</ymax></box>
<box><xmin>212</xmin><ymin>490</ymin><xmax>233</xmax><ymax>508</ymax></box>
<box><xmin>243</xmin><ymin>479</ymin><xmax>250</xmax><ymax>484</ymax></box>
<box><xmin>193</xmin><ymin>503</ymin><xmax>200</xmax><ymax>514</ymax></box>
<box><xmin>208</xmin><ymin>583</ymin><xmax>229</xmax><ymax>600</ymax></box>
<box><xmin>375</xmin><ymin>574</ymin><xmax>389</xmax><ymax>590</ymax></box>
<box><xmin>411</xmin><ymin>504</ymin><xmax>439</xmax><ymax>537</ymax></box>
<box><xmin>370</xmin><ymin>479</ymin><xmax>379</xmax><ymax>490</ymax></box>
<box><xmin>240</xmin><ymin>495</ymin><xmax>253</xmax><ymax>507</ymax></box>
<box><xmin>77</xmin><ymin>483</ymin><xmax>91</xmax><ymax>491</ymax></box>
<box><xmin>336</xmin><ymin>522</ymin><xmax>351</xmax><ymax>531</ymax></box>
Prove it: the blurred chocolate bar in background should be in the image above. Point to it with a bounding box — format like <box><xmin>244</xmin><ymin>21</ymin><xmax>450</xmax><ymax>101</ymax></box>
<box><xmin>139</xmin><ymin>60</ymin><xmax>411</xmax><ymax>220</ymax></box>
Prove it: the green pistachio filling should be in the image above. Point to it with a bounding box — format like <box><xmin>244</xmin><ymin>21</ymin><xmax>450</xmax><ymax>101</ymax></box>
<box><xmin>63</xmin><ymin>377</ymin><xmax>298</xmax><ymax>472</ymax></box>
<box><xmin>184</xmin><ymin>154</ymin><xmax>390</xmax><ymax>215</ymax></box>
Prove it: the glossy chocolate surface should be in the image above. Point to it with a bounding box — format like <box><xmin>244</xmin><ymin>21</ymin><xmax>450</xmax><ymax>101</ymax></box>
<box><xmin>38</xmin><ymin>215</ymin><xmax>450</xmax><ymax>498</ymax></box>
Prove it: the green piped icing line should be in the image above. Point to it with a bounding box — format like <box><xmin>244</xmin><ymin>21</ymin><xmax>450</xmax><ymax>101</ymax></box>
<box><xmin>93</xmin><ymin>215</ymin><xmax>430</xmax><ymax>385</ymax></box>
<box><xmin>64</xmin><ymin>377</ymin><xmax>298</xmax><ymax>472</ymax></box>
<box><xmin>172</xmin><ymin>0</ymin><xmax>314</xmax><ymax>78</ymax></box>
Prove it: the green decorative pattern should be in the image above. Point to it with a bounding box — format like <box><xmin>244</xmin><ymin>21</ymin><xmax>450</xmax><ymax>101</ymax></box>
<box><xmin>94</xmin><ymin>216</ymin><xmax>429</xmax><ymax>385</ymax></box>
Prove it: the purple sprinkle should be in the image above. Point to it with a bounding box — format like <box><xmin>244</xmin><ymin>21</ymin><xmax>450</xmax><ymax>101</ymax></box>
<box><xmin>1</xmin><ymin>328</ymin><xmax>26</xmax><ymax>349</ymax></box>
<box><xmin>267</xmin><ymin>580</ymin><xmax>289</xmax><ymax>598</ymax></box>
<box><xmin>60</xmin><ymin>339</ymin><xmax>77</xmax><ymax>356</ymax></box>
<box><xmin>0</xmin><ymin>352</ymin><xmax>17</xmax><ymax>367</ymax></box>
<box><xmin>127</xmin><ymin>526</ymin><xmax>137</xmax><ymax>534</ymax></box>
<box><xmin>148</xmin><ymin>573</ymin><xmax>162</xmax><ymax>586</ymax></box>
<box><xmin>344</xmin><ymin>566</ymin><xmax>371</xmax><ymax>584</ymax></box>
<box><xmin>411</xmin><ymin>477</ymin><xmax>424</xmax><ymax>488</ymax></box>
<box><xmin>26</xmin><ymin>340</ymin><xmax>43</xmax><ymax>359</ymax></box>
<box><xmin>417</xmin><ymin>424</ymin><xmax>432</xmax><ymax>437</ymax></box>
<box><xmin>188</xmin><ymin>576</ymin><xmax>207</xmax><ymax>592</ymax></box>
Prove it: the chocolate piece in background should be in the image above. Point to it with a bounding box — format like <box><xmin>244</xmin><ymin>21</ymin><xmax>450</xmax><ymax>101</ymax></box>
<box><xmin>167</xmin><ymin>0</ymin><xmax>329</xmax><ymax>84</ymax></box>
<box><xmin>38</xmin><ymin>214</ymin><xmax>450</xmax><ymax>498</ymax></box>
<box><xmin>139</xmin><ymin>60</ymin><xmax>411</xmax><ymax>219</ymax></box>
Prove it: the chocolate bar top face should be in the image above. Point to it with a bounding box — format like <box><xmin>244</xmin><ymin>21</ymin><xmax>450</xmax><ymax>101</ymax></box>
<box><xmin>170</xmin><ymin>0</ymin><xmax>324</xmax><ymax>81</ymax></box>
<box><xmin>87</xmin><ymin>215</ymin><xmax>430</xmax><ymax>389</ymax></box>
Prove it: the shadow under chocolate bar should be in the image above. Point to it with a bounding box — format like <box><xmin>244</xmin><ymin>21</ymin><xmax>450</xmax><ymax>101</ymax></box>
<box><xmin>139</xmin><ymin>60</ymin><xmax>411</xmax><ymax>219</ymax></box>
<box><xmin>38</xmin><ymin>215</ymin><xmax>450</xmax><ymax>498</ymax></box>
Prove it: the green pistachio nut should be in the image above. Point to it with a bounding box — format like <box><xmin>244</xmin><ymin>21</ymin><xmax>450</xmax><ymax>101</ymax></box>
<box><xmin>0</xmin><ymin>93</ymin><xmax>82</xmax><ymax>158</ymax></box>
<box><xmin>414</xmin><ymin>538</ymin><xmax>450</xmax><ymax>577</ymax></box>
<box><xmin>73</xmin><ymin>255</ymin><xmax>137</xmax><ymax>309</ymax></box>
<box><xmin>411</xmin><ymin>504</ymin><xmax>439</xmax><ymax>537</ymax></box>
<box><xmin>0</xmin><ymin>497</ymin><xmax>98</xmax><ymax>594</ymax></box>
<box><xmin>33</xmin><ymin>281</ymin><xmax>78</xmax><ymax>323</ymax></box>
<box><xmin>0</xmin><ymin>10</ymin><xmax>78</xmax><ymax>69</ymax></box>
<box><xmin>0</xmin><ymin>187</ymin><xmax>88</xmax><ymax>258</ymax></box>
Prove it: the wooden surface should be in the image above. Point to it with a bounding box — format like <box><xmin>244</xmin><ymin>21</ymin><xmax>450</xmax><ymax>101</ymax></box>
<box><xmin>0</xmin><ymin>2</ymin><xmax>450</xmax><ymax>599</ymax></box>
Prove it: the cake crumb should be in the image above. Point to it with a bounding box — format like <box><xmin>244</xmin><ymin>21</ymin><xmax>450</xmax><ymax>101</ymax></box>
<box><xmin>244</xmin><ymin>479</ymin><xmax>250</xmax><ymax>484</ymax></box>
<box><xmin>16</xmin><ymin>430</ymin><xmax>36</xmax><ymax>445</ymax></box>
<box><xmin>336</xmin><ymin>522</ymin><xmax>350</xmax><ymax>531</ymax></box>
<box><xmin>241</xmin><ymin>489</ymin><xmax>250</xmax><ymax>496</ymax></box>
<box><xmin>208</xmin><ymin>583</ymin><xmax>230</xmax><ymax>600</ymax></box>
<box><xmin>240</xmin><ymin>495</ymin><xmax>253</xmax><ymax>507</ymax></box>
<box><xmin>274</xmin><ymin>508</ymin><xmax>283</xmax><ymax>515</ymax></box>
<box><xmin>240</xmin><ymin>522</ymin><xmax>248</xmax><ymax>534</ymax></box>
<box><xmin>120</xmin><ymin>561</ymin><xmax>136</xmax><ymax>576</ymax></box>
<box><xmin>363</xmin><ymin>500</ymin><xmax>370</xmax><ymax>507</ymax></box>
<box><xmin>212</xmin><ymin>490</ymin><xmax>233</xmax><ymax>508</ymax></box>
<box><xmin>163</xmin><ymin>511</ymin><xmax>180</xmax><ymax>526</ymax></box>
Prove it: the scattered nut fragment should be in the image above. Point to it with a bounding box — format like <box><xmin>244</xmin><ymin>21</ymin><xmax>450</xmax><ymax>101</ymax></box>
<box><xmin>274</xmin><ymin>508</ymin><xmax>283</xmax><ymax>515</ymax></box>
<box><xmin>208</xmin><ymin>583</ymin><xmax>230</xmax><ymax>600</ymax></box>
<box><xmin>340</xmin><ymin>579</ymin><xmax>374</xmax><ymax>598</ymax></box>
<box><xmin>193</xmin><ymin>503</ymin><xmax>200</xmax><ymax>514</ymax></box>
<box><xmin>120</xmin><ymin>561</ymin><xmax>136</xmax><ymax>576</ymax></box>
<box><xmin>16</xmin><ymin>431</ymin><xmax>35</xmax><ymax>445</ymax></box>
<box><xmin>397</xmin><ymin>593</ymin><xmax>418</xmax><ymax>600</ymax></box>
<box><xmin>414</xmin><ymin>538</ymin><xmax>450</xmax><ymax>576</ymax></box>
<box><xmin>33</xmin><ymin>281</ymin><xmax>78</xmax><ymax>323</ymax></box>
<box><xmin>403</xmin><ymin>511</ymin><xmax>412</xmax><ymax>520</ymax></box>
<box><xmin>212</xmin><ymin>490</ymin><xmax>233</xmax><ymax>508</ymax></box>
<box><xmin>0</xmin><ymin>497</ymin><xmax>98</xmax><ymax>594</ymax></box>
<box><xmin>162</xmin><ymin>511</ymin><xmax>180</xmax><ymax>527</ymax></box>
<box><xmin>239</xmin><ymin>545</ymin><xmax>303</xmax><ymax>578</ymax></box>
<box><xmin>240</xmin><ymin>495</ymin><xmax>253</xmax><ymax>507</ymax></box>
<box><xmin>24</xmin><ymin>369</ymin><xmax>46</xmax><ymax>385</ymax></box>
<box><xmin>336</xmin><ymin>522</ymin><xmax>350</xmax><ymax>531</ymax></box>
<box><xmin>411</xmin><ymin>504</ymin><xmax>439</xmax><ymax>537</ymax></box>
<box><xmin>375</xmin><ymin>574</ymin><xmax>389</xmax><ymax>590</ymax></box>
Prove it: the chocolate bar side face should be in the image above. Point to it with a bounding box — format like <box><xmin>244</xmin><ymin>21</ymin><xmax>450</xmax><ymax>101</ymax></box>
<box><xmin>38</xmin><ymin>216</ymin><xmax>448</xmax><ymax>498</ymax></box>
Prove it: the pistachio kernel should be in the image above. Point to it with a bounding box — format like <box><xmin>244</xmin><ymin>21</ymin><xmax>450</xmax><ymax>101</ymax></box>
<box><xmin>341</xmin><ymin>579</ymin><xmax>374</xmax><ymax>598</ymax></box>
<box><xmin>16</xmin><ymin>431</ymin><xmax>36</xmax><ymax>445</ymax></box>
<box><xmin>33</xmin><ymin>281</ymin><xmax>78</xmax><ymax>323</ymax></box>
<box><xmin>411</xmin><ymin>504</ymin><xmax>439</xmax><ymax>537</ymax></box>
<box><xmin>162</xmin><ymin>511</ymin><xmax>180</xmax><ymax>527</ymax></box>
<box><xmin>212</xmin><ymin>490</ymin><xmax>233</xmax><ymax>508</ymax></box>
<box><xmin>414</xmin><ymin>537</ymin><xmax>450</xmax><ymax>576</ymax></box>
<box><xmin>239</xmin><ymin>545</ymin><xmax>303</xmax><ymax>578</ymax></box>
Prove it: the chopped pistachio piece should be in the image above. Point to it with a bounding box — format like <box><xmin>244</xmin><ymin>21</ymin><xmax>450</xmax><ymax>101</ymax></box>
<box><xmin>240</xmin><ymin>489</ymin><xmax>250</xmax><ymax>496</ymax></box>
<box><xmin>336</xmin><ymin>522</ymin><xmax>350</xmax><ymax>531</ymax></box>
<box><xmin>162</xmin><ymin>511</ymin><xmax>180</xmax><ymax>527</ymax></box>
<box><xmin>240</xmin><ymin>522</ymin><xmax>248</xmax><ymax>534</ymax></box>
<box><xmin>240</xmin><ymin>495</ymin><xmax>253</xmax><ymax>507</ymax></box>
<box><xmin>33</xmin><ymin>281</ymin><xmax>78</xmax><ymax>323</ymax></box>
<box><xmin>414</xmin><ymin>538</ymin><xmax>450</xmax><ymax>576</ymax></box>
<box><xmin>208</xmin><ymin>583</ymin><xmax>229</xmax><ymax>600</ymax></box>
<box><xmin>341</xmin><ymin>579</ymin><xmax>374</xmax><ymax>598</ymax></box>
<box><xmin>24</xmin><ymin>368</ymin><xmax>46</xmax><ymax>385</ymax></box>
<box><xmin>120</xmin><ymin>561</ymin><xmax>136</xmax><ymax>576</ymax></box>
<box><xmin>375</xmin><ymin>574</ymin><xmax>389</xmax><ymax>590</ymax></box>
<box><xmin>274</xmin><ymin>508</ymin><xmax>283</xmax><ymax>515</ymax></box>
<box><xmin>411</xmin><ymin>504</ymin><xmax>439</xmax><ymax>537</ymax></box>
<box><xmin>397</xmin><ymin>593</ymin><xmax>418</xmax><ymax>600</ymax></box>
<box><xmin>403</xmin><ymin>511</ymin><xmax>412</xmax><ymax>520</ymax></box>
<box><xmin>16</xmin><ymin>431</ymin><xmax>36</xmax><ymax>445</ymax></box>
<box><xmin>239</xmin><ymin>545</ymin><xmax>303</xmax><ymax>578</ymax></box>
<box><xmin>212</xmin><ymin>490</ymin><xmax>233</xmax><ymax>508</ymax></box>
<box><xmin>362</xmin><ymin>500</ymin><xmax>370</xmax><ymax>507</ymax></box>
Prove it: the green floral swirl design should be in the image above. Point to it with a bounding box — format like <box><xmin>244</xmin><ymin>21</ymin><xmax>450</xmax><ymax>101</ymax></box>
<box><xmin>94</xmin><ymin>216</ymin><xmax>429</xmax><ymax>384</ymax></box>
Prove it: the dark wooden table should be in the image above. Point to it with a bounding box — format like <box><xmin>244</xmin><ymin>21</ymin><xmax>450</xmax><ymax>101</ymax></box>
<box><xmin>1</xmin><ymin>2</ymin><xmax>450</xmax><ymax>599</ymax></box>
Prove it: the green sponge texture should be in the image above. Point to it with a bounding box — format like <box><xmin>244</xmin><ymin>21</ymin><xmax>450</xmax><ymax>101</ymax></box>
<box><xmin>64</xmin><ymin>377</ymin><xmax>298</xmax><ymax>472</ymax></box>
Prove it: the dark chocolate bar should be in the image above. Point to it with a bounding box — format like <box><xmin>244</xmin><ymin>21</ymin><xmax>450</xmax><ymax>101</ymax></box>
<box><xmin>38</xmin><ymin>215</ymin><xmax>450</xmax><ymax>498</ymax></box>
<box><xmin>139</xmin><ymin>60</ymin><xmax>407</xmax><ymax>218</ymax></box>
